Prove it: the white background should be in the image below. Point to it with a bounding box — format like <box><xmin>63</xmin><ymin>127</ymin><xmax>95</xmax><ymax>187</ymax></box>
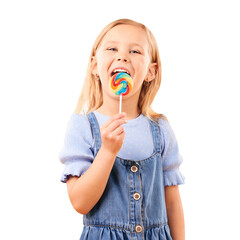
<box><xmin>1</xmin><ymin>0</ymin><xmax>239</xmax><ymax>239</ymax></box>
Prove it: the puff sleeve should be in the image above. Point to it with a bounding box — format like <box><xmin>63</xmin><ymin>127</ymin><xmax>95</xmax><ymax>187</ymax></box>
<box><xmin>58</xmin><ymin>113</ymin><xmax>94</xmax><ymax>183</ymax></box>
<box><xmin>159</xmin><ymin>118</ymin><xmax>185</xmax><ymax>186</ymax></box>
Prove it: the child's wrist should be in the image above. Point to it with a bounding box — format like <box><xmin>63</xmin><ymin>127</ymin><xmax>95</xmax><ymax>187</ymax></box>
<box><xmin>100</xmin><ymin>146</ymin><xmax>117</xmax><ymax>159</ymax></box>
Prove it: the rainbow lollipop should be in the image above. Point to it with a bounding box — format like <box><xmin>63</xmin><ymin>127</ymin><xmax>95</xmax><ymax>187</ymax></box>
<box><xmin>109</xmin><ymin>72</ymin><xmax>133</xmax><ymax>113</ymax></box>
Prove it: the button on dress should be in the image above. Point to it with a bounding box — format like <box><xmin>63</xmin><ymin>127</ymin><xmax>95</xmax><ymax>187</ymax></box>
<box><xmin>79</xmin><ymin>112</ymin><xmax>174</xmax><ymax>240</ymax></box>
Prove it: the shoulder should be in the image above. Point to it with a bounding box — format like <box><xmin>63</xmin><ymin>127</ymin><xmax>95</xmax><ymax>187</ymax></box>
<box><xmin>143</xmin><ymin>113</ymin><xmax>171</xmax><ymax>138</ymax></box>
<box><xmin>156</xmin><ymin>116</ymin><xmax>177</xmax><ymax>146</ymax></box>
<box><xmin>157</xmin><ymin>115</ymin><xmax>171</xmax><ymax>135</ymax></box>
<box><xmin>65</xmin><ymin>112</ymin><xmax>93</xmax><ymax>144</ymax></box>
<box><xmin>67</xmin><ymin>112</ymin><xmax>91</xmax><ymax>130</ymax></box>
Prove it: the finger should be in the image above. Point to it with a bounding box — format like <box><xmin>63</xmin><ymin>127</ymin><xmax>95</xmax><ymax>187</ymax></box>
<box><xmin>116</xmin><ymin>131</ymin><xmax>126</xmax><ymax>142</ymax></box>
<box><xmin>106</xmin><ymin>118</ymin><xmax>127</xmax><ymax>133</ymax></box>
<box><xmin>111</xmin><ymin>124</ymin><xmax>125</xmax><ymax>137</ymax></box>
<box><xmin>101</xmin><ymin>112</ymin><xmax>127</xmax><ymax>129</ymax></box>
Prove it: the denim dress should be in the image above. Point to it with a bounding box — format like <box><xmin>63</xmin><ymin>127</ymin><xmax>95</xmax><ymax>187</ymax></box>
<box><xmin>80</xmin><ymin>112</ymin><xmax>173</xmax><ymax>240</ymax></box>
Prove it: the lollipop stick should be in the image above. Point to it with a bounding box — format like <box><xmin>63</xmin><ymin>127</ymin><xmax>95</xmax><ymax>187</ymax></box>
<box><xmin>119</xmin><ymin>94</ymin><xmax>122</xmax><ymax>113</ymax></box>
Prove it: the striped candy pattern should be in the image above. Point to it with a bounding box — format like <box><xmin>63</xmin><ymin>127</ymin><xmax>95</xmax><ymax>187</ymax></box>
<box><xmin>109</xmin><ymin>72</ymin><xmax>133</xmax><ymax>96</ymax></box>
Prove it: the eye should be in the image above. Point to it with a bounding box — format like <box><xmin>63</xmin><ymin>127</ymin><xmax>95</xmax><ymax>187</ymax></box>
<box><xmin>130</xmin><ymin>50</ymin><xmax>141</xmax><ymax>54</ymax></box>
<box><xmin>107</xmin><ymin>48</ymin><xmax>117</xmax><ymax>51</ymax></box>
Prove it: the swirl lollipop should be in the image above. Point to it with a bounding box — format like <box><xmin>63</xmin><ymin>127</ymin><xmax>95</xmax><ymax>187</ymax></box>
<box><xmin>109</xmin><ymin>72</ymin><xmax>133</xmax><ymax>113</ymax></box>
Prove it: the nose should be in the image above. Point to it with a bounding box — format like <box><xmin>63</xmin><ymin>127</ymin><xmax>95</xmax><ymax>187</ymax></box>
<box><xmin>117</xmin><ymin>55</ymin><xmax>129</xmax><ymax>63</ymax></box>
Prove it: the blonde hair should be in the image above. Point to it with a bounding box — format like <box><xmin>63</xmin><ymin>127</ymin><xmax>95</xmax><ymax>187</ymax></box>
<box><xmin>74</xmin><ymin>18</ymin><xmax>168</xmax><ymax>124</ymax></box>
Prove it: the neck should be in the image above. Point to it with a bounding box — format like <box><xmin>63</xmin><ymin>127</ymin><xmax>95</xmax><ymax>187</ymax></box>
<box><xmin>96</xmin><ymin>90</ymin><xmax>141</xmax><ymax>120</ymax></box>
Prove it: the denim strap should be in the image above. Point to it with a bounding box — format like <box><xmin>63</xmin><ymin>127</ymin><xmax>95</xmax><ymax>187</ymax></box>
<box><xmin>87</xmin><ymin>112</ymin><xmax>161</xmax><ymax>156</ymax></box>
<box><xmin>149</xmin><ymin>119</ymin><xmax>161</xmax><ymax>153</ymax></box>
<box><xmin>87</xmin><ymin>112</ymin><xmax>102</xmax><ymax>156</ymax></box>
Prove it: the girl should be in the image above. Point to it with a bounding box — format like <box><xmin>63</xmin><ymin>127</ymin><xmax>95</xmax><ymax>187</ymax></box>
<box><xmin>59</xmin><ymin>18</ymin><xmax>185</xmax><ymax>240</ymax></box>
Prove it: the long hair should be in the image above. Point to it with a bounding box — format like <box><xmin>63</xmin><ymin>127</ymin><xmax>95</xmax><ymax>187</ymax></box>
<box><xmin>74</xmin><ymin>18</ymin><xmax>168</xmax><ymax>124</ymax></box>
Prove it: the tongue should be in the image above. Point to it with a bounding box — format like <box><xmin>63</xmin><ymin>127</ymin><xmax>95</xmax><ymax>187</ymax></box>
<box><xmin>113</xmin><ymin>72</ymin><xmax>129</xmax><ymax>77</ymax></box>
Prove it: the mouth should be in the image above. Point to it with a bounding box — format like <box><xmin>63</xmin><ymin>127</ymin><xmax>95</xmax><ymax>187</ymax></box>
<box><xmin>110</xmin><ymin>68</ymin><xmax>132</xmax><ymax>77</ymax></box>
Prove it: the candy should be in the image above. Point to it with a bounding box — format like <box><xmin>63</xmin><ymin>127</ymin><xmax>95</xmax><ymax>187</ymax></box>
<box><xmin>109</xmin><ymin>72</ymin><xmax>133</xmax><ymax>96</ymax></box>
<box><xmin>109</xmin><ymin>72</ymin><xmax>133</xmax><ymax>113</ymax></box>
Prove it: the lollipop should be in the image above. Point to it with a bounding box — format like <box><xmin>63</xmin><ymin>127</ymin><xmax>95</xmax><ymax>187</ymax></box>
<box><xmin>109</xmin><ymin>72</ymin><xmax>133</xmax><ymax>113</ymax></box>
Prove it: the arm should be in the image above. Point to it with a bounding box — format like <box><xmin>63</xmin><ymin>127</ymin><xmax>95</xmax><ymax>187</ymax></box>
<box><xmin>65</xmin><ymin>112</ymin><xmax>126</xmax><ymax>215</ymax></box>
<box><xmin>165</xmin><ymin>185</ymin><xmax>185</xmax><ymax>240</ymax></box>
<box><xmin>66</xmin><ymin>146</ymin><xmax>116</xmax><ymax>215</ymax></box>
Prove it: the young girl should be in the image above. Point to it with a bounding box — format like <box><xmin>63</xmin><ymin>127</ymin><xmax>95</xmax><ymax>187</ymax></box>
<box><xmin>59</xmin><ymin>18</ymin><xmax>185</xmax><ymax>240</ymax></box>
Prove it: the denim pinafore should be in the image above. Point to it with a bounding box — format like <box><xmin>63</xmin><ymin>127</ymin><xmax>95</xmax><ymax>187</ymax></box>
<box><xmin>80</xmin><ymin>112</ymin><xmax>172</xmax><ymax>240</ymax></box>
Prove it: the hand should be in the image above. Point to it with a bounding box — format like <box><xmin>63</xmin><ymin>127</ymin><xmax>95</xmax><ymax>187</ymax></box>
<box><xmin>100</xmin><ymin>112</ymin><xmax>128</xmax><ymax>156</ymax></box>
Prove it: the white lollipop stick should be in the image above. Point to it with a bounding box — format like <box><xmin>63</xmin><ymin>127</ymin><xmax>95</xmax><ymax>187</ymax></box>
<box><xmin>119</xmin><ymin>94</ymin><xmax>122</xmax><ymax>113</ymax></box>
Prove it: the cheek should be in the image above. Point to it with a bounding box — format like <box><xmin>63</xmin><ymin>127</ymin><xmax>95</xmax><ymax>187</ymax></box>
<box><xmin>135</xmin><ymin>60</ymin><xmax>149</xmax><ymax>76</ymax></box>
<box><xmin>97</xmin><ymin>55</ymin><xmax>111</xmax><ymax>72</ymax></box>
<box><xmin>97</xmin><ymin>61</ymin><xmax>106</xmax><ymax>74</ymax></box>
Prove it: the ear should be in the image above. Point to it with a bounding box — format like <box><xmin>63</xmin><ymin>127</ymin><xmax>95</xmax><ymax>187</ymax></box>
<box><xmin>145</xmin><ymin>63</ymin><xmax>158</xmax><ymax>82</ymax></box>
<box><xmin>90</xmin><ymin>56</ymin><xmax>98</xmax><ymax>76</ymax></box>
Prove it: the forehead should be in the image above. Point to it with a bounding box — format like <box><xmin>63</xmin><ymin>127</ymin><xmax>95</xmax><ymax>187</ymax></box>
<box><xmin>101</xmin><ymin>24</ymin><xmax>149</xmax><ymax>48</ymax></box>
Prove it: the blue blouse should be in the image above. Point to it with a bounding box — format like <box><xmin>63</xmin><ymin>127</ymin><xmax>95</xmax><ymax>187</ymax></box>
<box><xmin>58</xmin><ymin>111</ymin><xmax>185</xmax><ymax>186</ymax></box>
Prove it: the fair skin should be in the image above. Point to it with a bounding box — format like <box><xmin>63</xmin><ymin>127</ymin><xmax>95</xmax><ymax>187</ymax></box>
<box><xmin>91</xmin><ymin>24</ymin><xmax>156</xmax><ymax>120</ymax></box>
<box><xmin>67</xmin><ymin>24</ymin><xmax>185</xmax><ymax>239</ymax></box>
<box><xmin>165</xmin><ymin>185</ymin><xmax>185</xmax><ymax>240</ymax></box>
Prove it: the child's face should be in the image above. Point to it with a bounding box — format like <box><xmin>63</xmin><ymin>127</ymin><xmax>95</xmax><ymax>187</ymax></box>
<box><xmin>91</xmin><ymin>24</ymin><xmax>156</xmax><ymax>99</ymax></box>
